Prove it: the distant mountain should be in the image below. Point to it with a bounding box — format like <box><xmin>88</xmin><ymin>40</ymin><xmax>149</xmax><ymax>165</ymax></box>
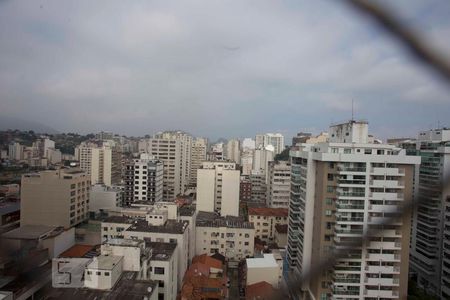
<box><xmin>0</xmin><ymin>115</ymin><xmax>59</xmax><ymax>134</ymax></box>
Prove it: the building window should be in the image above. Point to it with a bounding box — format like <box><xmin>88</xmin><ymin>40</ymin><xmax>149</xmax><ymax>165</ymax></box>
<box><xmin>96</xmin><ymin>272</ymin><xmax>101</xmax><ymax>275</ymax></box>
<box><xmin>159</xmin><ymin>280</ymin><xmax>164</xmax><ymax>287</ymax></box>
<box><xmin>325</xmin><ymin>210</ymin><xmax>332</xmax><ymax>216</ymax></box>
<box><xmin>104</xmin><ymin>272</ymin><xmax>110</xmax><ymax>276</ymax></box>
<box><xmin>154</xmin><ymin>267</ymin><xmax>165</xmax><ymax>275</ymax></box>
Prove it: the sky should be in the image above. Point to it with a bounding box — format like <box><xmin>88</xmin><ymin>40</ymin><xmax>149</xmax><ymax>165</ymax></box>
<box><xmin>0</xmin><ymin>0</ymin><xmax>449</xmax><ymax>141</ymax></box>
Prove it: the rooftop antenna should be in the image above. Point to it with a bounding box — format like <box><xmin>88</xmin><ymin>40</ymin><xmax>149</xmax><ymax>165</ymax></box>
<box><xmin>351</xmin><ymin>99</ymin><xmax>354</xmax><ymax>122</ymax></box>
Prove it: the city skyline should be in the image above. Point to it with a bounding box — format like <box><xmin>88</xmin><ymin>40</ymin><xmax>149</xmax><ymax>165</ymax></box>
<box><xmin>1</xmin><ymin>0</ymin><xmax>449</xmax><ymax>140</ymax></box>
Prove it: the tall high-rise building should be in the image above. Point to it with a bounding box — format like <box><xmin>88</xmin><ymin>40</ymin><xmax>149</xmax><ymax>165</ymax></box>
<box><xmin>287</xmin><ymin>120</ymin><xmax>420</xmax><ymax>299</ymax></box>
<box><xmin>253</xmin><ymin>145</ymin><xmax>274</xmax><ymax>179</ymax></box>
<box><xmin>189</xmin><ymin>137</ymin><xmax>207</xmax><ymax>186</ymax></box>
<box><xmin>267</xmin><ymin>160</ymin><xmax>291</xmax><ymax>208</ymax></box>
<box><xmin>75</xmin><ymin>141</ymin><xmax>121</xmax><ymax>186</ymax></box>
<box><xmin>226</xmin><ymin>139</ymin><xmax>241</xmax><ymax>164</ymax></box>
<box><xmin>242</xmin><ymin>138</ymin><xmax>256</xmax><ymax>151</ymax></box>
<box><xmin>255</xmin><ymin>133</ymin><xmax>285</xmax><ymax>155</ymax></box>
<box><xmin>20</xmin><ymin>168</ymin><xmax>90</xmax><ymax>228</ymax></box>
<box><xmin>123</xmin><ymin>153</ymin><xmax>163</xmax><ymax>205</ymax></box>
<box><xmin>8</xmin><ymin>142</ymin><xmax>24</xmax><ymax>161</ymax></box>
<box><xmin>196</xmin><ymin>161</ymin><xmax>240</xmax><ymax>217</ymax></box>
<box><xmin>138</xmin><ymin>131</ymin><xmax>192</xmax><ymax>201</ymax></box>
<box><xmin>409</xmin><ymin>128</ymin><xmax>450</xmax><ymax>298</ymax></box>
<box><xmin>241</xmin><ymin>150</ymin><xmax>254</xmax><ymax>176</ymax></box>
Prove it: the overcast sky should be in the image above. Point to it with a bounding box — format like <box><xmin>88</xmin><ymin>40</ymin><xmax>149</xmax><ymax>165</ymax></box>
<box><xmin>0</xmin><ymin>0</ymin><xmax>449</xmax><ymax>140</ymax></box>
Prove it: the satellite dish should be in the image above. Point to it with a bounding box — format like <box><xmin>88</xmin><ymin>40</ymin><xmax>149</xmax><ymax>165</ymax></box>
<box><xmin>147</xmin><ymin>287</ymin><xmax>153</xmax><ymax>293</ymax></box>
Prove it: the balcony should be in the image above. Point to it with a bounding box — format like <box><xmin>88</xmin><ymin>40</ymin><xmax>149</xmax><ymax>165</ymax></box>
<box><xmin>364</xmin><ymin>277</ymin><xmax>400</xmax><ymax>286</ymax></box>
<box><xmin>371</xmin><ymin>167</ymin><xmax>405</xmax><ymax>176</ymax></box>
<box><xmin>370</xmin><ymin>192</ymin><xmax>404</xmax><ymax>200</ymax></box>
<box><xmin>364</xmin><ymin>289</ymin><xmax>399</xmax><ymax>298</ymax></box>
<box><xmin>364</xmin><ymin>265</ymin><xmax>400</xmax><ymax>273</ymax></box>
<box><xmin>365</xmin><ymin>253</ymin><xmax>401</xmax><ymax>261</ymax></box>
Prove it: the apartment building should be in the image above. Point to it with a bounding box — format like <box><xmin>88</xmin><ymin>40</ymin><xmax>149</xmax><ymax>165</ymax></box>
<box><xmin>189</xmin><ymin>137</ymin><xmax>207</xmax><ymax>186</ymax></box>
<box><xmin>101</xmin><ymin>215</ymin><xmax>189</xmax><ymax>290</ymax></box>
<box><xmin>138</xmin><ymin>131</ymin><xmax>192</xmax><ymax>201</ymax></box>
<box><xmin>195</xmin><ymin>211</ymin><xmax>255</xmax><ymax>262</ymax></box>
<box><xmin>253</xmin><ymin>146</ymin><xmax>274</xmax><ymax>175</ymax></box>
<box><xmin>226</xmin><ymin>139</ymin><xmax>241</xmax><ymax>164</ymax></box>
<box><xmin>21</xmin><ymin>169</ymin><xmax>90</xmax><ymax>228</ymax></box>
<box><xmin>248</xmin><ymin>207</ymin><xmax>288</xmax><ymax>243</ymax></box>
<box><xmin>255</xmin><ymin>133</ymin><xmax>285</xmax><ymax>155</ymax></box>
<box><xmin>240</xmin><ymin>177</ymin><xmax>252</xmax><ymax>202</ymax></box>
<box><xmin>287</xmin><ymin>120</ymin><xmax>420</xmax><ymax>300</ymax></box>
<box><xmin>75</xmin><ymin>141</ymin><xmax>121</xmax><ymax>186</ymax></box>
<box><xmin>123</xmin><ymin>153</ymin><xmax>163</xmax><ymax>205</ymax></box>
<box><xmin>241</xmin><ymin>150</ymin><xmax>254</xmax><ymax>176</ymax></box>
<box><xmin>409</xmin><ymin>128</ymin><xmax>450</xmax><ymax>298</ymax></box>
<box><xmin>266</xmin><ymin>160</ymin><xmax>291</xmax><ymax>208</ymax></box>
<box><xmin>89</xmin><ymin>184</ymin><xmax>122</xmax><ymax>214</ymax></box>
<box><xmin>249</xmin><ymin>171</ymin><xmax>267</xmax><ymax>205</ymax></box>
<box><xmin>196</xmin><ymin>161</ymin><xmax>240</xmax><ymax>217</ymax></box>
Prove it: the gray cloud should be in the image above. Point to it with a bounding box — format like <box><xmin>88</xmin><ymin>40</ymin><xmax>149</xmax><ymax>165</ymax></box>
<box><xmin>0</xmin><ymin>0</ymin><xmax>449</xmax><ymax>140</ymax></box>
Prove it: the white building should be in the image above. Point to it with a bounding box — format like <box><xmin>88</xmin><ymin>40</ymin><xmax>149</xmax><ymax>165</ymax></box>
<box><xmin>246</xmin><ymin>254</ymin><xmax>282</xmax><ymax>288</ymax></box>
<box><xmin>226</xmin><ymin>139</ymin><xmax>241</xmax><ymax>164</ymax></box>
<box><xmin>84</xmin><ymin>255</ymin><xmax>123</xmax><ymax>290</ymax></box>
<box><xmin>189</xmin><ymin>137</ymin><xmax>207</xmax><ymax>186</ymax></box>
<box><xmin>75</xmin><ymin>141</ymin><xmax>121</xmax><ymax>186</ymax></box>
<box><xmin>195</xmin><ymin>211</ymin><xmax>254</xmax><ymax>262</ymax></box>
<box><xmin>209</xmin><ymin>142</ymin><xmax>224</xmax><ymax>161</ymax></box>
<box><xmin>138</xmin><ymin>131</ymin><xmax>192</xmax><ymax>201</ymax></box>
<box><xmin>147</xmin><ymin>241</ymin><xmax>178</xmax><ymax>300</ymax></box>
<box><xmin>241</xmin><ymin>150</ymin><xmax>254</xmax><ymax>176</ymax></box>
<box><xmin>242</xmin><ymin>138</ymin><xmax>256</xmax><ymax>151</ymax></box>
<box><xmin>255</xmin><ymin>133</ymin><xmax>284</xmax><ymax>155</ymax></box>
<box><xmin>409</xmin><ymin>128</ymin><xmax>450</xmax><ymax>298</ymax></box>
<box><xmin>89</xmin><ymin>184</ymin><xmax>122</xmax><ymax>214</ymax></box>
<box><xmin>248</xmin><ymin>207</ymin><xmax>288</xmax><ymax>243</ymax></box>
<box><xmin>196</xmin><ymin>161</ymin><xmax>240</xmax><ymax>217</ymax></box>
<box><xmin>287</xmin><ymin>120</ymin><xmax>420</xmax><ymax>299</ymax></box>
<box><xmin>266</xmin><ymin>160</ymin><xmax>291</xmax><ymax>208</ymax></box>
<box><xmin>8</xmin><ymin>142</ymin><xmax>23</xmax><ymax>161</ymax></box>
<box><xmin>123</xmin><ymin>153</ymin><xmax>164</xmax><ymax>205</ymax></box>
<box><xmin>253</xmin><ymin>145</ymin><xmax>274</xmax><ymax>177</ymax></box>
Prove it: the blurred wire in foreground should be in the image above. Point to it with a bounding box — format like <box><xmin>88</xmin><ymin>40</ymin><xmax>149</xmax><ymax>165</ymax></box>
<box><xmin>344</xmin><ymin>0</ymin><xmax>450</xmax><ymax>83</ymax></box>
<box><xmin>272</xmin><ymin>1</ymin><xmax>450</xmax><ymax>297</ymax></box>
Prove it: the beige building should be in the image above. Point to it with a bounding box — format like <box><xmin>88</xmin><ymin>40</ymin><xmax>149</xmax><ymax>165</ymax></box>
<box><xmin>138</xmin><ymin>131</ymin><xmax>192</xmax><ymax>201</ymax></box>
<box><xmin>248</xmin><ymin>207</ymin><xmax>288</xmax><ymax>243</ymax></box>
<box><xmin>20</xmin><ymin>169</ymin><xmax>90</xmax><ymax>228</ymax></box>
<box><xmin>266</xmin><ymin>160</ymin><xmax>291</xmax><ymax>208</ymax></box>
<box><xmin>287</xmin><ymin>120</ymin><xmax>421</xmax><ymax>300</ymax></box>
<box><xmin>196</xmin><ymin>161</ymin><xmax>240</xmax><ymax>217</ymax></box>
<box><xmin>226</xmin><ymin>139</ymin><xmax>241</xmax><ymax>164</ymax></box>
<box><xmin>195</xmin><ymin>211</ymin><xmax>255</xmax><ymax>262</ymax></box>
<box><xmin>246</xmin><ymin>254</ymin><xmax>282</xmax><ymax>288</ymax></box>
<box><xmin>189</xmin><ymin>137</ymin><xmax>207</xmax><ymax>186</ymax></box>
<box><xmin>75</xmin><ymin>141</ymin><xmax>121</xmax><ymax>186</ymax></box>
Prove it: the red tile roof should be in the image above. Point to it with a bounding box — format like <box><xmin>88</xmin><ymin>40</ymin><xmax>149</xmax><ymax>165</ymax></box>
<box><xmin>248</xmin><ymin>207</ymin><xmax>288</xmax><ymax>217</ymax></box>
<box><xmin>275</xmin><ymin>224</ymin><xmax>288</xmax><ymax>234</ymax></box>
<box><xmin>192</xmin><ymin>254</ymin><xmax>223</xmax><ymax>270</ymax></box>
<box><xmin>246</xmin><ymin>281</ymin><xmax>276</xmax><ymax>300</ymax></box>
<box><xmin>59</xmin><ymin>244</ymin><xmax>94</xmax><ymax>258</ymax></box>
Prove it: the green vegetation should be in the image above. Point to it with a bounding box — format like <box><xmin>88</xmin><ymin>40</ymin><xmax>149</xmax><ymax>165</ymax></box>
<box><xmin>274</xmin><ymin>147</ymin><xmax>290</xmax><ymax>161</ymax></box>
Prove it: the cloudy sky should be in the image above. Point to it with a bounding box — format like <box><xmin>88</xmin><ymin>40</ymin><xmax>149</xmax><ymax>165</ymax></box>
<box><xmin>0</xmin><ymin>0</ymin><xmax>449</xmax><ymax>140</ymax></box>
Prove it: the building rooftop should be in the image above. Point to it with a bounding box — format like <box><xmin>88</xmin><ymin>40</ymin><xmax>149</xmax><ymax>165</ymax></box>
<box><xmin>104</xmin><ymin>238</ymin><xmax>144</xmax><ymax>247</ymax></box>
<box><xmin>126</xmin><ymin>219</ymin><xmax>189</xmax><ymax>234</ymax></box>
<box><xmin>246</xmin><ymin>254</ymin><xmax>278</xmax><ymax>269</ymax></box>
<box><xmin>179</xmin><ymin>204</ymin><xmax>196</xmax><ymax>216</ymax></box>
<box><xmin>0</xmin><ymin>200</ymin><xmax>20</xmax><ymax>216</ymax></box>
<box><xmin>275</xmin><ymin>224</ymin><xmax>288</xmax><ymax>234</ymax></box>
<box><xmin>196</xmin><ymin>211</ymin><xmax>254</xmax><ymax>229</ymax></box>
<box><xmin>59</xmin><ymin>245</ymin><xmax>96</xmax><ymax>258</ymax></box>
<box><xmin>86</xmin><ymin>255</ymin><xmax>123</xmax><ymax>271</ymax></box>
<box><xmin>45</xmin><ymin>271</ymin><xmax>157</xmax><ymax>300</ymax></box>
<box><xmin>146</xmin><ymin>241</ymin><xmax>177</xmax><ymax>261</ymax></box>
<box><xmin>102</xmin><ymin>216</ymin><xmax>135</xmax><ymax>224</ymax></box>
<box><xmin>248</xmin><ymin>207</ymin><xmax>288</xmax><ymax>217</ymax></box>
<box><xmin>192</xmin><ymin>254</ymin><xmax>223</xmax><ymax>270</ymax></box>
<box><xmin>1</xmin><ymin>225</ymin><xmax>64</xmax><ymax>240</ymax></box>
<box><xmin>246</xmin><ymin>281</ymin><xmax>276</xmax><ymax>300</ymax></box>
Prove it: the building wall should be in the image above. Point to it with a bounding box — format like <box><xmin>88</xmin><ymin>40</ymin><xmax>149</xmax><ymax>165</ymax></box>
<box><xmin>246</xmin><ymin>266</ymin><xmax>279</xmax><ymax>287</ymax></box>
<box><xmin>89</xmin><ymin>185</ymin><xmax>122</xmax><ymax>213</ymax></box>
<box><xmin>221</xmin><ymin>170</ymin><xmax>240</xmax><ymax>217</ymax></box>
<box><xmin>195</xmin><ymin>226</ymin><xmax>254</xmax><ymax>261</ymax></box>
<box><xmin>123</xmin><ymin>230</ymin><xmax>188</xmax><ymax>290</ymax></box>
<box><xmin>21</xmin><ymin>170</ymin><xmax>90</xmax><ymax>229</ymax></box>
<box><xmin>149</xmin><ymin>255</ymin><xmax>177</xmax><ymax>300</ymax></box>
<box><xmin>196</xmin><ymin>169</ymin><xmax>216</xmax><ymax>213</ymax></box>
<box><xmin>248</xmin><ymin>214</ymin><xmax>288</xmax><ymax>243</ymax></box>
<box><xmin>267</xmin><ymin>161</ymin><xmax>291</xmax><ymax>208</ymax></box>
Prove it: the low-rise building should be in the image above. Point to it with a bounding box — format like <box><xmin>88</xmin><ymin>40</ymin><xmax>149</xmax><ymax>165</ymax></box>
<box><xmin>84</xmin><ymin>255</ymin><xmax>123</xmax><ymax>290</ymax></box>
<box><xmin>246</xmin><ymin>254</ymin><xmax>282</xmax><ymax>288</ymax></box>
<box><xmin>195</xmin><ymin>211</ymin><xmax>254</xmax><ymax>262</ymax></box>
<box><xmin>248</xmin><ymin>207</ymin><xmax>288</xmax><ymax>243</ymax></box>
<box><xmin>147</xmin><ymin>242</ymin><xmax>178</xmax><ymax>300</ymax></box>
<box><xmin>89</xmin><ymin>185</ymin><xmax>122</xmax><ymax>215</ymax></box>
<box><xmin>274</xmin><ymin>224</ymin><xmax>287</xmax><ymax>248</ymax></box>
